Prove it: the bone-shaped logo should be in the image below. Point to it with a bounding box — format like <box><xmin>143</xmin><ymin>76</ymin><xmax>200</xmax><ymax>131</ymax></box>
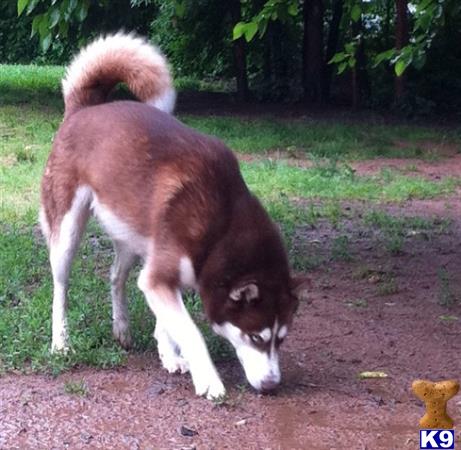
<box><xmin>412</xmin><ymin>379</ymin><xmax>459</xmax><ymax>429</ymax></box>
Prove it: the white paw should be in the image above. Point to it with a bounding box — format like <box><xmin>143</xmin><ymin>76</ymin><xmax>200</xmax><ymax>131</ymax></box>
<box><xmin>194</xmin><ymin>374</ymin><xmax>226</xmax><ymax>401</ymax></box>
<box><xmin>113</xmin><ymin>321</ymin><xmax>132</xmax><ymax>350</ymax></box>
<box><xmin>160</xmin><ymin>353</ymin><xmax>190</xmax><ymax>374</ymax></box>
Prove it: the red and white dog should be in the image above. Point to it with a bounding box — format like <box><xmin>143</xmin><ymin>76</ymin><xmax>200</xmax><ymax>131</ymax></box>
<box><xmin>40</xmin><ymin>34</ymin><xmax>305</xmax><ymax>400</ymax></box>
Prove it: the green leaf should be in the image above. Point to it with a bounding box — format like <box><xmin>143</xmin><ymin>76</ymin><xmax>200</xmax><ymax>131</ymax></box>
<box><xmin>345</xmin><ymin>42</ymin><xmax>355</xmax><ymax>54</ymax></box>
<box><xmin>26</xmin><ymin>0</ymin><xmax>39</xmax><ymax>15</ymax></box>
<box><xmin>417</xmin><ymin>0</ymin><xmax>433</xmax><ymax>12</ymax></box>
<box><xmin>38</xmin><ymin>14</ymin><xmax>49</xmax><ymax>39</ymax></box>
<box><xmin>351</xmin><ymin>4</ymin><xmax>361</xmax><ymax>22</ymax></box>
<box><xmin>395</xmin><ymin>60</ymin><xmax>407</xmax><ymax>76</ymax></box>
<box><xmin>338</xmin><ymin>62</ymin><xmax>348</xmax><ymax>74</ymax></box>
<box><xmin>244</xmin><ymin>21</ymin><xmax>258</xmax><ymax>42</ymax></box>
<box><xmin>49</xmin><ymin>8</ymin><xmax>60</xmax><ymax>28</ymax></box>
<box><xmin>30</xmin><ymin>14</ymin><xmax>41</xmax><ymax>37</ymax></box>
<box><xmin>413</xmin><ymin>50</ymin><xmax>427</xmax><ymax>70</ymax></box>
<box><xmin>17</xmin><ymin>0</ymin><xmax>28</xmax><ymax>16</ymax></box>
<box><xmin>233</xmin><ymin>22</ymin><xmax>246</xmax><ymax>40</ymax></box>
<box><xmin>374</xmin><ymin>48</ymin><xmax>395</xmax><ymax>67</ymax></box>
<box><xmin>58</xmin><ymin>20</ymin><xmax>69</xmax><ymax>37</ymax></box>
<box><xmin>174</xmin><ymin>0</ymin><xmax>186</xmax><ymax>18</ymax></box>
<box><xmin>75</xmin><ymin>0</ymin><xmax>89</xmax><ymax>22</ymax></box>
<box><xmin>69</xmin><ymin>0</ymin><xmax>77</xmax><ymax>13</ymax></box>
<box><xmin>41</xmin><ymin>33</ymin><xmax>52</xmax><ymax>52</ymax></box>
<box><xmin>60</xmin><ymin>0</ymin><xmax>70</xmax><ymax>19</ymax></box>
<box><xmin>287</xmin><ymin>2</ymin><xmax>298</xmax><ymax>16</ymax></box>
<box><xmin>329</xmin><ymin>52</ymin><xmax>346</xmax><ymax>64</ymax></box>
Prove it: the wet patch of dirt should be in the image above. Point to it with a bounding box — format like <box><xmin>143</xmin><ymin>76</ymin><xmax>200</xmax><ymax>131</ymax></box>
<box><xmin>1</xmin><ymin>201</ymin><xmax>461</xmax><ymax>449</ymax></box>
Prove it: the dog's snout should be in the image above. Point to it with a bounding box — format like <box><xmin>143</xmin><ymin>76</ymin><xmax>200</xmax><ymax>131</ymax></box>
<box><xmin>260</xmin><ymin>377</ymin><xmax>280</xmax><ymax>392</ymax></box>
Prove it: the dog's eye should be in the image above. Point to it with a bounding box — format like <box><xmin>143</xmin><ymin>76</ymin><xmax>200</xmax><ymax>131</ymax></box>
<box><xmin>249</xmin><ymin>334</ymin><xmax>263</xmax><ymax>345</ymax></box>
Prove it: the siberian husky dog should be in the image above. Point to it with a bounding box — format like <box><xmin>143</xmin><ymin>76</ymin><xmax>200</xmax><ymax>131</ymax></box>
<box><xmin>39</xmin><ymin>33</ymin><xmax>307</xmax><ymax>400</ymax></box>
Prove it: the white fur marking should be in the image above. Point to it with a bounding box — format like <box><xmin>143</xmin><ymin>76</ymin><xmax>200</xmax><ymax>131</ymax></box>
<box><xmin>139</xmin><ymin>275</ymin><xmax>225</xmax><ymax>400</ymax></box>
<box><xmin>212</xmin><ymin>322</ymin><xmax>281</xmax><ymax>391</ymax></box>
<box><xmin>91</xmin><ymin>193</ymin><xmax>150</xmax><ymax>259</ymax></box>
<box><xmin>39</xmin><ymin>206</ymin><xmax>50</xmax><ymax>245</ymax></box>
<box><xmin>154</xmin><ymin>321</ymin><xmax>189</xmax><ymax>374</ymax></box>
<box><xmin>50</xmin><ymin>186</ymin><xmax>91</xmax><ymax>352</ymax></box>
<box><xmin>277</xmin><ymin>325</ymin><xmax>288</xmax><ymax>340</ymax></box>
<box><xmin>147</xmin><ymin>87</ymin><xmax>176</xmax><ymax>114</ymax></box>
<box><xmin>179</xmin><ymin>256</ymin><xmax>197</xmax><ymax>289</ymax></box>
<box><xmin>259</xmin><ymin>327</ymin><xmax>272</xmax><ymax>343</ymax></box>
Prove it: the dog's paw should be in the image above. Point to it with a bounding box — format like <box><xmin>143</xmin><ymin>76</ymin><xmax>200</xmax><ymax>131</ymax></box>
<box><xmin>113</xmin><ymin>322</ymin><xmax>132</xmax><ymax>350</ymax></box>
<box><xmin>194</xmin><ymin>375</ymin><xmax>226</xmax><ymax>401</ymax></box>
<box><xmin>160</xmin><ymin>353</ymin><xmax>190</xmax><ymax>374</ymax></box>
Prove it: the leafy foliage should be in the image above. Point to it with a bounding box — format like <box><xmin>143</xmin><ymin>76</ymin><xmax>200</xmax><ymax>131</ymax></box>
<box><xmin>5</xmin><ymin>0</ymin><xmax>461</xmax><ymax>112</ymax></box>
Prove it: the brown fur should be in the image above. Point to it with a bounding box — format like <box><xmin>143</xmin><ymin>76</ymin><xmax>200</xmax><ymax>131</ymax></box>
<box><xmin>41</xmin><ymin>101</ymin><xmax>299</xmax><ymax>330</ymax></box>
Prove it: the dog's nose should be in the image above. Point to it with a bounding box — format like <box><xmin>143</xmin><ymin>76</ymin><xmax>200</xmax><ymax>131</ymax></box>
<box><xmin>260</xmin><ymin>377</ymin><xmax>280</xmax><ymax>392</ymax></box>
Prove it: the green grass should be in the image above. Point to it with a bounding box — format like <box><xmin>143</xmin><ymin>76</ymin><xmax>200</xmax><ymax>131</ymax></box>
<box><xmin>183</xmin><ymin>115</ymin><xmax>461</xmax><ymax>159</ymax></box>
<box><xmin>1</xmin><ymin>63</ymin><xmax>461</xmax><ymax>374</ymax></box>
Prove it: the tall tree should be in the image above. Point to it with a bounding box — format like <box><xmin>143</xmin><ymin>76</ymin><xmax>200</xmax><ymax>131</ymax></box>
<box><xmin>394</xmin><ymin>0</ymin><xmax>409</xmax><ymax>100</ymax></box>
<box><xmin>229</xmin><ymin>0</ymin><xmax>250</xmax><ymax>102</ymax></box>
<box><xmin>303</xmin><ymin>0</ymin><xmax>325</xmax><ymax>103</ymax></box>
<box><xmin>323</xmin><ymin>0</ymin><xmax>344</xmax><ymax>101</ymax></box>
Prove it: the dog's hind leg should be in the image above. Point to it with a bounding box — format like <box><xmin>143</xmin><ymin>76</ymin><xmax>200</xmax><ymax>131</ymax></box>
<box><xmin>48</xmin><ymin>186</ymin><xmax>91</xmax><ymax>353</ymax></box>
<box><xmin>110</xmin><ymin>241</ymin><xmax>137</xmax><ymax>349</ymax></box>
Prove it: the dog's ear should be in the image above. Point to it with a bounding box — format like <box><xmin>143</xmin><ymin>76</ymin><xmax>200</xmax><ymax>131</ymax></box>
<box><xmin>229</xmin><ymin>282</ymin><xmax>259</xmax><ymax>303</ymax></box>
<box><xmin>290</xmin><ymin>274</ymin><xmax>312</xmax><ymax>304</ymax></box>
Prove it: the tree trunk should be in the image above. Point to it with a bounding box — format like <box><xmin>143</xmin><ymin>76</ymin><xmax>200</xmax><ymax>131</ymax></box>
<box><xmin>322</xmin><ymin>0</ymin><xmax>344</xmax><ymax>101</ymax></box>
<box><xmin>395</xmin><ymin>0</ymin><xmax>409</xmax><ymax>100</ymax></box>
<box><xmin>229</xmin><ymin>0</ymin><xmax>249</xmax><ymax>102</ymax></box>
<box><xmin>303</xmin><ymin>0</ymin><xmax>325</xmax><ymax>103</ymax></box>
<box><xmin>351</xmin><ymin>18</ymin><xmax>371</xmax><ymax>109</ymax></box>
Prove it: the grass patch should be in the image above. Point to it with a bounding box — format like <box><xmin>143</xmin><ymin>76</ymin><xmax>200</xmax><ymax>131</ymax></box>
<box><xmin>183</xmin><ymin>115</ymin><xmax>461</xmax><ymax>160</ymax></box>
<box><xmin>243</xmin><ymin>162</ymin><xmax>461</xmax><ymax>203</ymax></box>
<box><xmin>364</xmin><ymin>210</ymin><xmax>451</xmax><ymax>255</ymax></box>
<box><xmin>2</xmin><ymin>63</ymin><xmax>461</xmax><ymax>374</ymax></box>
<box><xmin>63</xmin><ymin>379</ymin><xmax>89</xmax><ymax>396</ymax></box>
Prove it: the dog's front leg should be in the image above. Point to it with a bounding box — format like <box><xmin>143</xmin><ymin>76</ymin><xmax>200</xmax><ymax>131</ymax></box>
<box><xmin>138</xmin><ymin>270</ymin><xmax>225</xmax><ymax>400</ymax></box>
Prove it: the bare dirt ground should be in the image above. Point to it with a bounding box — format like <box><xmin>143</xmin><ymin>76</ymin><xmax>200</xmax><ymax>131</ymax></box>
<box><xmin>1</xmin><ymin>159</ymin><xmax>461</xmax><ymax>450</ymax></box>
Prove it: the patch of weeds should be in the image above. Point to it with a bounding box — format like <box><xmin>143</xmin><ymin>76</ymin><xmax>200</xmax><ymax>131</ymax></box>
<box><xmin>363</xmin><ymin>210</ymin><xmax>450</xmax><ymax>256</ymax></box>
<box><xmin>380</xmin><ymin>167</ymin><xmax>396</xmax><ymax>183</ymax></box>
<box><xmin>439</xmin><ymin>315</ymin><xmax>459</xmax><ymax>322</ymax></box>
<box><xmin>345</xmin><ymin>298</ymin><xmax>368</xmax><ymax>308</ymax></box>
<box><xmin>331</xmin><ymin>235</ymin><xmax>352</xmax><ymax>261</ymax></box>
<box><xmin>386</xmin><ymin>233</ymin><xmax>404</xmax><ymax>255</ymax></box>
<box><xmin>64</xmin><ymin>379</ymin><xmax>88</xmax><ymax>396</ymax></box>
<box><xmin>310</xmin><ymin>156</ymin><xmax>355</xmax><ymax>181</ymax></box>
<box><xmin>377</xmin><ymin>277</ymin><xmax>399</xmax><ymax>296</ymax></box>
<box><xmin>322</xmin><ymin>201</ymin><xmax>343</xmax><ymax>228</ymax></box>
<box><xmin>404</xmin><ymin>164</ymin><xmax>419</xmax><ymax>173</ymax></box>
<box><xmin>437</xmin><ymin>268</ymin><xmax>457</xmax><ymax>307</ymax></box>
<box><xmin>291</xmin><ymin>249</ymin><xmax>324</xmax><ymax>272</ymax></box>
<box><xmin>15</xmin><ymin>147</ymin><xmax>37</xmax><ymax>164</ymax></box>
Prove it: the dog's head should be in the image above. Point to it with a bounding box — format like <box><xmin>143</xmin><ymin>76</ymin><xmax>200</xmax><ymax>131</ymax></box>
<box><xmin>205</xmin><ymin>275</ymin><xmax>309</xmax><ymax>392</ymax></box>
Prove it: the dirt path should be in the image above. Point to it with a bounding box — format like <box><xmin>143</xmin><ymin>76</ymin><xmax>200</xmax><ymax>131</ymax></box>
<box><xmin>2</xmin><ymin>181</ymin><xmax>461</xmax><ymax>449</ymax></box>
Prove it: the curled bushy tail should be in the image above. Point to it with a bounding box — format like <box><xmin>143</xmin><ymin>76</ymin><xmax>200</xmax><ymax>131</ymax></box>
<box><xmin>62</xmin><ymin>33</ymin><xmax>175</xmax><ymax>117</ymax></box>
